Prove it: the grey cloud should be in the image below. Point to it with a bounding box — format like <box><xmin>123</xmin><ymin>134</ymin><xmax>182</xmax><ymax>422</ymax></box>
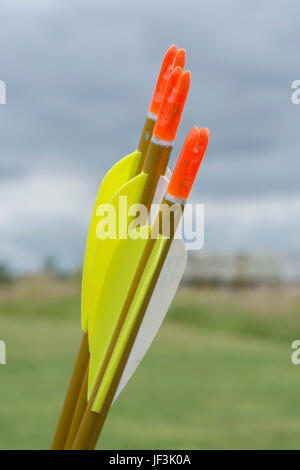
<box><xmin>1</xmin><ymin>0</ymin><xmax>300</xmax><ymax>269</ymax></box>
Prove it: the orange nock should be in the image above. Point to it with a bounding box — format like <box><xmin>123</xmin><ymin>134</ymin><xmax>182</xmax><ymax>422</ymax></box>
<box><xmin>153</xmin><ymin>68</ymin><xmax>191</xmax><ymax>142</ymax></box>
<box><xmin>173</xmin><ymin>48</ymin><xmax>185</xmax><ymax>68</ymax></box>
<box><xmin>167</xmin><ymin>126</ymin><xmax>209</xmax><ymax>200</ymax></box>
<box><xmin>149</xmin><ymin>45</ymin><xmax>186</xmax><ymax>115</ymax></box>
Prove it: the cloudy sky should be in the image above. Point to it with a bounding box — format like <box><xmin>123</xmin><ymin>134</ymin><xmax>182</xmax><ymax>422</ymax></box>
<box><xmin>0</xmin><ymin>0</ymin><xmax>299</xmax><ymax>271</ymax></box>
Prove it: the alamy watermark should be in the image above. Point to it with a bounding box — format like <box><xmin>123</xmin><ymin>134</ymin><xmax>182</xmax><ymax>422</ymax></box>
<box><xmin>291</xmin><ymin>80</ymin><xmax>300</xmax><ymax>104</ymax></box>
<box><xmin>0</xmin><ymin>80</ymin><xmax>6</xmax><ymax>104</ymax></box>
<box><xmin>291</xmin><ymin>340</ymin><xmax>300</xmax><ymax>365</ymax></box>
<box><xmin>0</xmin><ymin>81</ymin><xmax>7</xmax><ymax>364</ymax></box>
<box><xmin>95</xmin><ymin>198</ymin><xmax>205</xmax><ymax>251</ymax></box>
<box><xmin>0</xmin><ymin>340</ymin><xmax>6</xmax><ymax>365</ymax></box>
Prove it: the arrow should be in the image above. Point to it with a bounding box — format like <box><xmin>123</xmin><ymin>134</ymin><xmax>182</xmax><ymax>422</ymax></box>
<box><xmin>71</xmin><ymin>127</ymin><xmax>209</xmax><ymax>449</ymax></box>
<box><xmin>63</xmin><ymin>66</ymin><xmax>191</xmax><ymax>449</ymax></box>
<box><xmin>51</xmin><ymin>45</ymin><xmax>185</xmax><ymax>450</ymax></box>
<box><xmin>87</xmin><ymin>67</ymin><xmax>190</xmax><ymax>348</ymax></box>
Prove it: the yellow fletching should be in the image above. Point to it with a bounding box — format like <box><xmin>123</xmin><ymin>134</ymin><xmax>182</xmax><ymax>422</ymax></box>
<box><xmin>88</xmin><ymin>227</ymin><xmax>166</xmax><ymax>404</ymax></box>
<box><xmin>87</xmin><ymin>172</ymin><xmax>148</xmax><ymax>351</ymax></box>
<box><xmin>81</xmin><ymin>150</ymin><xmax>141</xmax><ymax>332</ymax></box>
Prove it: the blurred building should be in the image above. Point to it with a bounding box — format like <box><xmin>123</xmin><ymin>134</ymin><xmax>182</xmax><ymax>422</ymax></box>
<box><xmin>183</xmin><ymin>252</ymin><xmax>300</xmax><ymax>287</ymax></box>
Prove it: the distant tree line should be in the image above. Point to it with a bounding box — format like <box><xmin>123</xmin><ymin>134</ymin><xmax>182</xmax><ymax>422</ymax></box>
<box><xmin>0</xmin><ymin>262</ymin><xmax>13</xmax><ymax>284</ymax></box>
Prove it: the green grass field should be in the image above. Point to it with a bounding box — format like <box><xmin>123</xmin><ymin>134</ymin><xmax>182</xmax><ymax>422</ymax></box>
<box><xmin>0</xmin><ymin>276</ymin><xmax>300</xmax><ymax>449</ymax></box>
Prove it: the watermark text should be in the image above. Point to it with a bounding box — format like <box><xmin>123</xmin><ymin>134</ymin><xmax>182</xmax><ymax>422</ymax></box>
<box><xmin>291</xmin><ymin>340</ymin><xmax>300</xmax><ymax>365</ymax></box>
<box><xmin>0</xmin><ymin>340</ymin><xmax>6</xmax><ymax>364</ymax></box>
<box><xmin>95</xmin><ymin>198</ymin><xmax>204</xmax><ymax>251</ymax></box>
<box><xmin>0</xmin><ymin>80</ymin><xmax>6</xmax><ymax>104</ymax></box>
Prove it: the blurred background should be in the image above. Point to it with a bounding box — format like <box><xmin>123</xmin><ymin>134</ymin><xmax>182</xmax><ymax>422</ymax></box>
<box><xmin>1</xmin><ymin>0</ymin><xmax>300</xmax><ymax>449</ymax></box>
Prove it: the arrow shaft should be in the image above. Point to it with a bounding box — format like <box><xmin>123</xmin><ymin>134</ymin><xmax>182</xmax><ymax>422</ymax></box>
<box><xmin>136</xmin><ymin>114</ymin><xmax>157</xmax><ymax>173</ymax></box>
<box><xmin>72</xmin><ymin>236</ymin><xmax>172</xmax><ymax>450</ymax></box>
<box><xmin>51</xmin><ymin>333</ymin><xmax>89</xmax><ymax>450</ymax></box>
<box><xmin>72</xmin><ymin>198</ymin><xmax>183</xmax><ymax>449</ymax></box>
<box><xmin>64</xmin><ymin>365</ymin><xmax>89</xmax><ymax>449</ymax></box>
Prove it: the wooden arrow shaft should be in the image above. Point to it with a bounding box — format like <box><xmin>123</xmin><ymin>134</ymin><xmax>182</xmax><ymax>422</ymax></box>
<box><xmin>72</xmin><ymin>199</ymin><xmax>183</xmax><ymax>449</ymax></box>
<box><xmin>72</xmin><ymin>236</ymin><xmax>172</xmax><ymax>450</ymax></box>
<box><xmin>136</xmin><ymin>115</ymin><xmax>156</xmax><ymax>173</ymax></box>
<box><xmin>51</xmin><ymin>333</ymin><xmax>89</xmax><ymax>450</ymax></box>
